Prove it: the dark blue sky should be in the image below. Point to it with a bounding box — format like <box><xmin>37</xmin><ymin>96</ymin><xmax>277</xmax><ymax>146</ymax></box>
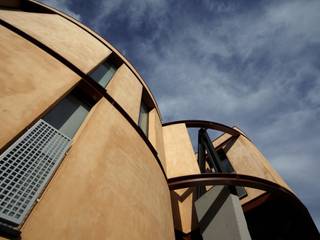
<box><xmin>43</xmin><ymin>0</ymin><xmax>320</xmax><ymax>228</ymax></box>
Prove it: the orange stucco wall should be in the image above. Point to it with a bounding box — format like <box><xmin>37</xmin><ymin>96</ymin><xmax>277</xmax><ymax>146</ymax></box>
<box><xmin>107</xmin><ymin>64</ymin><xmax>143</xmax><ymax>123</ymax></box>
<box><xmin>0</xmin><ymin>3</ymin><xmax>176</xmax><ymax>239</ymax></box>
<box><xmin>213</xmin><ymin>133</ymin><xmax>292</xmax><ymax>204</ymax></box>
<box><xmin>148</xmin><ymin>109</ymin><xmax>166</xmax><ymax>173</ymax></box>
<box><xmin>27</xmin><ymin>0</ymin><xmax>161</xmax><ymax>118</ymax></box>
<box><xmin>0</xmin><ymin>10</ymin><xmax>111</xmax><ymax>74</ymax></box>
<box><xmin>0</xmin><ymin>25</ymin><xmax>80</xmax><ymax>150</ymax></box>
<box><xmin>163</xmin><ymin>124</ymin><xmax>200</xmax><ymax>233</ymax></box>
<box><xmin>21</xmin><ymin>99</ymin><xmax>174</xmax><ymax>240</ymax></box>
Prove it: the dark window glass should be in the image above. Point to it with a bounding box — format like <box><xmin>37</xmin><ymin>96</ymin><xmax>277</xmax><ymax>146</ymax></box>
<box><xmin>43</xmin><ymin>92</ymin><xmax>91</xmax><ymax>138</ymax></box>
<box><xmin>89</xmin><ymin>53</ymin><xmax>122</xmax><ymax>88</ymax></box>
<box><xmin>138</xmin><ymin>101</ymin><xmax>149</xmax><ymax>136</ymax></box>
<box><xmin>90</xmin><ymin>61</ymin><xmax>116</xmax><ymax>88</ymax></box>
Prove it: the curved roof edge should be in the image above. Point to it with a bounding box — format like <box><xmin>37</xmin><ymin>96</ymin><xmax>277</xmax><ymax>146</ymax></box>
<box><xmin>168</xmin><ymin>173</ymin><xmax>319</xmax><ymax>237</ymax></box>
<box><xmin>27</xmin><ymin>0</ymin><xmax>162</xmax><ymax>120</ymax></box>
<box><xmin>163</xmin><ymin>119</ymin><xmax>251</xmax><ymax>141</ymax></box>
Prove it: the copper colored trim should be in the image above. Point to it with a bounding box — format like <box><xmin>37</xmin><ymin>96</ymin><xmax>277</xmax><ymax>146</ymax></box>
<box><xmin>168</xmin><ymin>173</ymin><xmax>296</xmax><ymax>198</ymax></box>
<box><xmin>163</xmin><ymin>120</ymin><xmax>242</xmax><ymax>137</ymax></box>
<box><xmin>0</xmin><ymin>19</ymin><xmax>167</xmax><ymax>180</ymax></box>
<box><xmin>168</xmin><ymin>173</ymin><xmax>319</xmax><ymax>235</ymax></box>
<box><xmin>242</xmin><ymin>192</ymin><xmax>271</xmax><ymax>213</ymax></box>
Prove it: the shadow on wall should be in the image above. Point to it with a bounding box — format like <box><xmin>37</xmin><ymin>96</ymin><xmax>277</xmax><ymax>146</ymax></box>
<box><xmin>170</xmin><ymin>187</ymin><xmax>199</xmax><ymax>233</ymax></box>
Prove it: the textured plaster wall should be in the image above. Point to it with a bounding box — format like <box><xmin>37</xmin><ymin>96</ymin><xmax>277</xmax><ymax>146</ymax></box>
<box><xmin>107</xmin><ymin>64</ymin><xmax>143</xmax><ymax>123</ymax></box>
<box><xmin>148</xmin><ymin>109</ymin><xmax>166</xmax><ymax>173</ymax></box>
<box><xmin>21</xmin><ymin>99</ymin><xmax>174</xmax><ymax>240</ymax></box>
<box><xmin>0</xmin><ymin>26</ymin><xmax>80</xmax><ymax>150</ymax></box>
<box><xmin>163</xmin><ymin>124</ymin><xmax>200</xmax><ymax>233</ymax></box>
<box><xmin>0</xmin><ymin>10</ymin><xmax>111</xmax><ymax>74</ymax></box>
<box><xmin>213</xmin><ymin>133</ymin><xmax>292</xmax><ymax>204</ymax></box>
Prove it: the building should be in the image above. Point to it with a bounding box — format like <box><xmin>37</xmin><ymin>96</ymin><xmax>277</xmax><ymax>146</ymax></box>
<box><xmin>0</xmin><ymin>0</ymin><xmax>318</xmax><ymax>239</ymax></box>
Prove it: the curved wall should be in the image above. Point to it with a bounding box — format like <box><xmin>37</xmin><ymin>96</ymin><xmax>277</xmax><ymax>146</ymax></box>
<box><xmin>212</xmin><ymin>131</ymin><xmax>292</xmax><ymax>204</ymax></box>
<box><xmin>0</xmin><ymin>1</ymin><xmax>303</xmax><ymax>239</ymax></box>
<box><xmin>0</xmin><ymin>2</ymin><xmax>172</xmax><ymax>239</ymax></box>
<box><xmin>106</xmin><ymin>64</ymin><xmax>143</xmax><ymax>123</ymax></box>
<box><xmin>27</xmin><ymin>0</ymin><xmax>161</xmax><ymax>117</ymax></box>
<box><xmin>0</xmin><ymin>10</ymin><xmax>111</xmax><ymax>73</ymax></box>
<box><xmin>162</xmin><ymin>122</ymin><xmax>293</xmax><ymax>234</ymax></box>
<box><xmin>21</xmin><ymin>99</ymin><xmax>174</xmax><ymax>239</ymax></box>
<box><xmin>0</xmin><ymin>25</ymin><xmax>80</xmax><ymax>150</ymax></box>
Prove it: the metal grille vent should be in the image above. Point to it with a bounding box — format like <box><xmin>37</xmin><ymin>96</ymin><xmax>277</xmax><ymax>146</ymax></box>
<box><xmin>0</xmin><ymin>119</ymin><xmax>71</xmax><ymax>225</ymax></box>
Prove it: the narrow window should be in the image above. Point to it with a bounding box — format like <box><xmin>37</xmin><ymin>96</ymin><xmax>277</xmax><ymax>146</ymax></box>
<box><xmin>89</xmin><ymin>53</ymin><xmax>122</xmax><ymax>88</ymax></box>
<box><xmin>138</xmin><ymin>90</ymin><xmax>154</xmax><ymax>137</ymax></box>
<box><xmin>138</xmin><ymin>100</ymin><xmax>149</xmax><ymax>136</ymax></box>
<box><xmin>43</xmin><ymin>93</ymin><xmax>91</xmax><ymax>138</ymax></box>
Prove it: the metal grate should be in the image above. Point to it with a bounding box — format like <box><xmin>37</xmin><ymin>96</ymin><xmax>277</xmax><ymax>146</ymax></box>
<box><xmin>0</xmin><ymin>119</ymin><xmax>71</xmax><ymax>225</ymax></box>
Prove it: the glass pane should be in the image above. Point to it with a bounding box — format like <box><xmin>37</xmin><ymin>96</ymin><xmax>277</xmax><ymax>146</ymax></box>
<box><xmin>139</xmin><ymin>102</ymin><xmax>149</xmax><ymax>136</ymax></box>
<box><xmin>90</xmin><ymin>61</ymin><xmax>116</xmax><ymax>88</ymax></box>
<box><xmin>43</xmin><ymin>94</ymin><xmax>90</xmax><ymax>138</ymax></box>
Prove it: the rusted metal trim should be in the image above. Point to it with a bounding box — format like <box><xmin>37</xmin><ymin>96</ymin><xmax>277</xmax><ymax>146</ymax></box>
<box><xmin>0</xmin><ymin>19</ymin><xmax>167</xmax><ymax>180</ymax></box>
<box><xmin>242</xmin><ymin>192</ymin><xmax>271</xmax><ymax>213</ymax></box>
<box><xmin>163</xmin><ymin>120</ymin><xmax>241</xmax><ymax>136</ymax></box>
<box><xmin>168</xmin><ymin>173</ymin><xmax>296</xmax><ymax>198</ymax></box>
<box><xmin>168</xmin><ymin>173</ymin><xmax>319</xmax><ymax>235</ymax></box>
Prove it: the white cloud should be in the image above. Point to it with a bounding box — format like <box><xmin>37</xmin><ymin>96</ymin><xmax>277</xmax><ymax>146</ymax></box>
<box><xmin>92</xmin><ymin>0</ymin><xmax>169</xmax><ymax>31</ymax></box>
<box><xmin>118</xmin><ymin>0</ymin><xmax>320</xmax><ymax>226</ymax></box>
<box><xmin>40</xmin><ymin>0</ymin><xmax>81</xmax><ymax>20</ymax></box>
<box><xmin>40</xmin><ymin>0</ymin><xmax>320</xmax><ymax>229</ymax></box>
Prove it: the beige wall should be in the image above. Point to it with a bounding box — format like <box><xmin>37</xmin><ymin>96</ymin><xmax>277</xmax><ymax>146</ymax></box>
<box><xmin>213</xmin><ymin>133</ymin><xmax>291</xmax><ymax>204</ymax></box>
<box><xmin>21</xmin><ymin>98</ymin><xmax>174</xmax><ymax>240</ymax></box>
<box><xmin>107</xmin><ymin>64</ymin><xmax>143</xmax><ymax>123</ymax></box>
<box><xmin>163</xmin><ymin>124</ymin><xmax>200</xmax><ymax>233</ymax></box>
<box><xmin>148</xmin><ymin>109</ymin><xmax>166</xmax><ymax>173</ymax></box>
<box><xmin>27</xmin><ymin>0</ymin><xmax>162</xmax><ymax>118</ymax></box>
<box><xmin>163</xmin><ymin>124</ymin><xmax>199</xmax><ymax>178</ymax></box>
<box><xmin>0</xmin><ymin>4</ymin><xmax>172</xmax><ymax>239</ymax></box>
<box><xmin>0</xmin><ymin>26</ymin><xmax>80</xmax><ymax>150</ymax></box>
<box><xmin>0</xmin><ymin>10</ymin><xmax>111</xmax><ymax>74</ymax></box>
<box><xmin>212</xmin><ymin>133</ymin><xmax>232</xmax><ymax>149</ymax></box>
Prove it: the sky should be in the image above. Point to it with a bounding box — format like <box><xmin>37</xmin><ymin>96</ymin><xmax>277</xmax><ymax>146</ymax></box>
<box><xmin>41</xmin><ymin>0</ymin><xmax>320</xmax><ymax>229</ymax></box>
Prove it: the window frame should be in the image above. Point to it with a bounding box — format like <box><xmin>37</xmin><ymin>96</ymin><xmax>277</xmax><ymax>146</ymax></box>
<box><xmin>88</xmin><ymin>52</ymin><xmax>122</xmax><ymax>88</ymax></box>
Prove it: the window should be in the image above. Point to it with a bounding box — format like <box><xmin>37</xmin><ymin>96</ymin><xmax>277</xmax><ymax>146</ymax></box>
<box><xmin>43</xmin><ymin>94</ymin><xmax>91</xmax><ymax>138</ymax></box>
<box><xmin>138</xmin><ymin>100</ymin><xmax>149</xmax><ymax>136</ymax></box>
<box><xmin>138</xmin><ymin>90</ymin><xmax>154</xmax><ymax>137</ymax></box>
<box><xmin>89</xmin><ymin>53</ymin><xmax>122</xmax><ymax>88</ymax></box>
<box><xmin>0</xmin><ymin>82</ymin><xmax>99</xmax><ymax>227</ymax></box>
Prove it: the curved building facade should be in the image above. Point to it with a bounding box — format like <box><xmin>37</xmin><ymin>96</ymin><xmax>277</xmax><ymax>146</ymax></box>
<box><xmin>0</xmin><ymin>1</ymin><xmax>318</xmax><ymax>239</ymax></box>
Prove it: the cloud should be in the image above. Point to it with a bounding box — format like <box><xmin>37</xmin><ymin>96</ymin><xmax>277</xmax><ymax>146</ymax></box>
<box><xmin>94</xmin><ymin>0</ymin><xmax>320</xmax><ymax>227</ymax></box>
<box><xmin>91</xmin><ymin>0</ymin><xmax>169</xmax><ymax>32</ymax></box>
<box><xmin>39</xmin><ymin>0</ymin><xmax>81</xmax><ymax>20</ymax></box>
<box><xmin>42</xmin><ymin>0</ymin><xmax>320</xmax><ymax>229</ymax></box>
